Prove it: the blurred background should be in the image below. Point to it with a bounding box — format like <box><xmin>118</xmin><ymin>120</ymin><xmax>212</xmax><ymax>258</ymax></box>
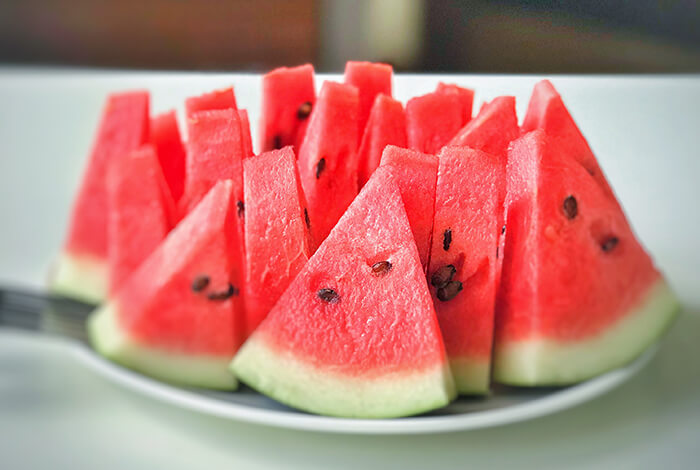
<box><xmin>1</xmin><ymin>0</ymin><xmax>699</xmax><ymax>73</ymax></box>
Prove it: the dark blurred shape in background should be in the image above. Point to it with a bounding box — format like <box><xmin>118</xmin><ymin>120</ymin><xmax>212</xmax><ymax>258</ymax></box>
<box><xmin>0</xmin><ymin>0</ymin><xmax>698</xmax><ymax>72</ymax></box>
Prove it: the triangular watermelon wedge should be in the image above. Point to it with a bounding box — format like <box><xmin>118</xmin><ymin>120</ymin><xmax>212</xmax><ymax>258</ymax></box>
<box><xmin>232</xmin><ymin>168</ymin><xmax>455</xmax><ymax>417</ymax></box>
<box><xmin>107</xmin><ymin>144</ymin><xmax>175</xmax><ymax>294</ymax></box>
<box><xmin>88</xmin><ymin>180</ymin><xmax>244</xmax><ymax>390</ymax></box>
<box><xmin>243</xmin><ymin>147</ymin><xmax>312</xmax><ymax>335</ymax></box>
<box><xmin>237</xmin><ymin>109</ymin><xmax>254</xmax><ymax>157</ymax></box>
<box><xmin>379</xmin><ymin>145</ymin><xmax>437</xmax><ymax>272</ymax></box>
<box><xmin>494</xmin><ymin>130</ymin><xmax>679</xmax><ymax>385</ymax></box>
<box><xmin>344</xmin><ymin>61</ymin><xmax>393</xmax><ymax>141</ymax></box>
<box><xmin>52</xmin><ymin>91</ymin><xmax>149</xmax><ymax>304</ymax></box>
<box><xmin>522</xmin><ymin>80</ymin><xmax>616</xmax><ymax>201</ymax></box>
<box><xmin>406</xmin><ymin>91</ymin><xmax>463</xmax><ymax>154</ymax></box>
<box><xmin>428</xmin><ymin>146</ymin><xmax>505</xmax><ymax>394</ymax></box>
<box><xmin>185</xmin><ymin>87</ymin><xmax>237</xmax><ymax>117</ymax></box>
<box><xmin>150</xmin><ymin>110</ymin><xmax>186</xmax><ymax>203</ymax></box>
<box><xmin>448</xmin><ymin>96</ymin><xmax>519</xmax><ymax>157</ymax></box>
<box><xmin>435</xmin><ymin>82</ymin><xmax>474</xmax><ymax>126</ymax></box>
<box><xmin>297</xmin><ymin>81</ymin><xmax>359</xmax><ymax>246</ymax></box>
<box><xmin>357</xmin><ymin>94</ymin><xmax>407</xmax><ymax>187</ymax></box>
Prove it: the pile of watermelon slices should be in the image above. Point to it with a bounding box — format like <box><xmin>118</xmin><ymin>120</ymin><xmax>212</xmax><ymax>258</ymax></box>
<box><xmin>51</xmin><ymin>62</ymin><xmax>680</xmax><ymax>418</ymax></box>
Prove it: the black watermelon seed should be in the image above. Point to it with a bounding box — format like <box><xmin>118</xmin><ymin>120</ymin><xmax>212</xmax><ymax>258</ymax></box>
<box><xmin>431</xmin><ymin>265</ymin><xmax>456</xmax><ymax>288</ymax></box>
<box><xmin>443</xmin><ymin>229</ymin><xmax>453</xmax><ymax>251</ymax></box>
<box><xmin>601</xmin><ymin>236</ymin><xmax>619</xmax><ymax>253</ymax></box>
<box><xmin>297</xmin><ymin>101</ymin><xmax>313</xmax><ymax>120</ymax></box>
<box><xmin>371</xmin><ymin>261</ymin><xmax>392</xmax><ymax>276</ymax></box>
<box><xmin>304</xmin><ymin>208</ymin><xmax>311</xmax><ymax>229</ymax></box>
<box><xmin>437</xmin><ymin>280</ymin><xmax>463</xmax><ymax>302</ymax></box>
<box><xmin>315</xmin><ymin>158</ymin><xmax>326</xmax><ymax>179</ymax></box>
<box><xmin>501</xmin><ymin>225</ymin><xmax>506</xmax><ymax>235</ymax></box>
<box><xmin>191</xmin><ymin>275</ymin><xmax>210</xmax><ymax>293</ymax></box>
<box><xmin>317</xmin><ymin>288</ymin><xmax>340</xmax><ymax>303</ymax></box>
<box><xmin>496</xmin><ymin>246</ymin><xmax>499</xmax><ymax>259</ymax></box>
<box><xmin>237</xmin><ymin>200</ymin><xmax>245</xmax><ymax>218</ymax></box>
<box><xmin>207</xmin><ymin>284</ymin><xmax>238</xmax><ymax>301</ymax></box>
<box><xmin>272</xmin><ymin>135</ymin><xmax>282</xmax><ymax>150</ymax></box>
<box><xmin>563</xmin><ymin>195</ymin><xmax>578</xmax><ymax>220</ymax></box>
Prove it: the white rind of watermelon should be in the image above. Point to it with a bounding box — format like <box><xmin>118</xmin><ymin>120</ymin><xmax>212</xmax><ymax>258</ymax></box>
<box><xmin>449</xmin><ymin>359</ymin><xmax>490</xmax><ymax>395</ymax></box>
<box><xmin>88</xmin><ymin>302</ymin><xmax>238</xmax><ymax>390</ymax></box>
<box><xmin>231</xmin><ymin>335</ymin><xmax>456</xmax><ymax>419</ymax></box>
<box><xmin>494</xmin><ymin>278</ymin><xmax>680</xmax><ymax>385</ymax></box>
<box><xmin>50</xmin><ymin>253</ymin><xmax>108</xmax><ymax>304</ymax></box>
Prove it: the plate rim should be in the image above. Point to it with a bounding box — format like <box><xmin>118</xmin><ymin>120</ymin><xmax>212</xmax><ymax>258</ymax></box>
<box><xmin>68</xmin><ymin>342</ymin><xmax>656</xmax><ymax>435</ymax></box>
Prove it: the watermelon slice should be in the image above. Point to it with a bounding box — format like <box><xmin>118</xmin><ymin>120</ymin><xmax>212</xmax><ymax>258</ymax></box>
<box><xmin>448</xmin><ymin>96</ymin><xmax>519</xmax><ymax>157</ymax></box>
<box><xmin>357</xmin><ymin>94</ymin><xmax>407</xmax><ymax>187</ymax></box>
<box><xmin>435</xmin><ymin>82</ymin><xmax>474</xmax><ymax>126</ymax></box>
<box><xmin>297</xmin><ymin>81</ymin><xmax>359</xmax><ymax>246</ymax></box>
<box><xmin>180</xmin><ymin>109</ymin><xmax>245</xmax><ymax>216</ymax></box>
<box><xmin>150</xmin><ymin>110</ymin><xmax>186</xmax><ymax>203</ymax></box>
<box><xmin>522</xmin><ymin>80</ymin><xmax>616</xmax><ymax>201</ymax></box>
<box><xmin>379</xmin><ymin>145</ymin><xmax>437</xmax><ymax>272</ymax></box>
<box><xmin>238</xmin><ymin>109</ymin><xmax>254</xmax><ymax>157</ymax></box>
<box><xmin>89</xmin><ymin>180</ymin><xmax>244</xmax><ymax>389</ymax></box>
<box><xmin>406</xmin><ymin>91</ymin><xmax>463</xmax><ymax>154</ymax></box>
<box><xmin>107</xmin><ymin>145</ymin><xmax>175</xmax><ymax>294</ymax></box>
<box><xmin>185</xmin><ymin>87</ymin><xmax>237</xmax><ymax>117</ymax></box>
<box><xmin>344</xmin><ymin>61</ymin><xmax>393</xmax><ymax>140</ymax></box>
<box><xmin>243</xmin><ymin>147</ymin><xmax>312</xmax><ymax>335</ymax></box>
<box><xmin>52</xmin><ymin>91</ymin><xmax>149</xmax><ymax>304</ymax></box>
<box><xmin>231</xmin><ymin>168</ymin><xmax>455</xmax><ymax>417</ymax></box>
<box><xmin>494</xmin><ymin>130</ymin><xmax>679</xmax><ymax>385</ymax></box>
<box><xmin>259</xmin><ymin>64</ymin><xmax>316</xmax><ymax>152</ymax></box>
<box><xmin>427</xmin><ymin>146</ymin><xmax>505</xmax><ymax>394</ymax></box>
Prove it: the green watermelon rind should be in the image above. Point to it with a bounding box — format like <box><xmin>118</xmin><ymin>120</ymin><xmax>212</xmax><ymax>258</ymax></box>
<box><xmin>88</xmin><ymin>302</ymin><xmax>238</xmax><ymax>390</ymax></box>
<box><xmin>231</xmin><ymin>335</ymin><xmax>457</xmax><ymax>418</ymax></box>
<box><xmin>50</xmin><ymin>252</ymin><xmax>108</xmax><ymax>304</ymax></box>
<box><xmin>449</xmin><ymin>358</ymin><xmax>490</xmax><ymax>396</ymax></box>
<box><xmin>494</xmin><ymin>278</ymin><xmax>680</xmax><ymax>386</ymax></box>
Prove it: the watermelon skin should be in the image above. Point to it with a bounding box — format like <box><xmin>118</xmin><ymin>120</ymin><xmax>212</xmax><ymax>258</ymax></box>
<box><xmin>406</xmin><ymin>91</ymin><xmax>463</xmax><ymax>154</ymax></box>
<box><xmin>150</xmin><ymin>111</ymin><xmax>186</xmax><ymax>205</ymax></box>
<box><xmin>259</xmin><ymin>64</ymin><xmax>316</xmax><ymax>152</ymax></box>
<box><xmin>107</xmin><ymin>145</ymin><xmax>175</xmax><ymax>294</ymax></box>
<box><xmin>298</xmin><ymin>81</ymin><xmax>360</xmax><ymax>246</ymax></box>
<box><xmin>428</xmin><ymin>147</ymin><xmax>505</xmax><ymax>394</ymax></box>
<box><xmin>448</xmin><ymin>96</ymin><xmax>519</xmax><ymax>157</ymax></box>
<box><xmin>185</xmin><ymin>87</ymin><xmax>237</xmax><ymax>117</ymax></box>
<box><xmin>52</xmin><ymin>91</ymin><xmax>149</xmax><ymax>303</ymax></box>
<box><xmin>232</xmin><ymin>168</ymin><xmax>455</xmax><ymax>417</ymax></box>
<box><xmin>357</xmin><ymin>94</ymin><xmax>407</xmax><ymax>187</ymax></box>
<box><xmin>435</xmin><ymin>83</ymin><xmax>474</xmax><ymax>126</ymax></box>
<box><xmin>494</xmin><ymin>130</ymin><xmax>679</xmax><ymax>385</ymax></box>
<box><xmin>379</xmin><ymin>145</ymin><xmax>437</xmax><ymax>272</ymax></box>
<box><xmin>180</xmin><ymin>109</ymin><xmax>245</xmax><ymax>216</ymax></box>
<box><xmin>344</xmin><ymin>61</ymin><xmax>393</xmax><ymax>141</ymax></box>
<box><xmin>237</xmin><ymin>109</ymin><xmax>254</xmax><ymax>157</ymax></box>
<box><xmin>243</xmin><ymin>147</ymin><xmax>312</xmax><ymax>335</ymax></box>
<box><xmin>88</xmin><ymin>180</ymin><xmax>244</xmax><ymax>389</ymax></box>
<box><xmin>522</xmin><ymin>80</ymin><xmax>616</xmax><ymax>201</ymax></box>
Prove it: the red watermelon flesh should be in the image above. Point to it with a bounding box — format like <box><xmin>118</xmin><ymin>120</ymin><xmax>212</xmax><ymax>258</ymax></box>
<box><xmin>89</xmin><ymin>180</ymin><xmax>245</xmax><ymax>389</ymax></box>
<box><xmin>259</xmin><ymin>64</ymin><xmax>316</xmax><ymax>152</ymax></box>
<box><xmin>150</xmin><ymin>110</ymin><xmax>186</xmax><ymax>203</ymax></box>
<box><xmin>448</xmin><ymin>96</ymin><xmax>519</xmax><ymax>158</ymax></box>
<box><xmin>428</xmin><ymin>146</ymin><xmax>505</xmax><ymax>394</ymax></box>
<box><xmin>435</xmin><ymin>82</ymin><xmax>474</xmax><ymax>126</ymax></box>
<box><xmin>185</xmin><ymin>87</ymin><xmax>237</xmax><ymax>117</ymax></box>
<box><xmin>406</xmin><ymin>91</ymin><xmax>463</xmax><ymax>154</ymax></box>
<box><xmin>379</xmin><ymin>145</ymin><xmax>437</xmax><ymax>272</ymax></box>
<box><xmin>52</xmin><ymin>91</ymin><xmax>149</xmax><ymax>303</ymax></box>
<box><xmin>180</xmin><ymin>109</ymin><xmax>245</xmax><ymax>216</ymax></box>
<box><xmin>231</xmin><ymin>168</ymin><xmax>455</xmax><ymax>417</ymax></box>
<box><xmin>522</xmin><ymin>80</ymin><xmax>616</xmax><ymax>201</ymax></box>
<box><xmin>494</xmin><ymin>130</ymin><xmax>678</xmax><ymax>385</ymax></box>
<box><xmin>357</xmin><ymin>94</ymin><xmax>407</xmax><ymax>187</ymax></box>
<box><xmin>107</xmin><ymin>145</ymin><xmax>175</xmax><ymax>294</ymax></box>
<box><xmin>238</xmin><ymin>109</ymin><xmax>254</xmax><ymax>157</ymax></box>
<box><xmin>298</xmin><ymin>81</ymin><xmax>359</xmax><ymax>246</ymax></box>
<box><xmin>243</xmin><ymin>147</ymin><xmax>312</xmax><ymax>335</ymax></box>
<box><xmin>344</xmin><ymin>61</ymin><xmax>393</xmax><ymax>141</ymax></box>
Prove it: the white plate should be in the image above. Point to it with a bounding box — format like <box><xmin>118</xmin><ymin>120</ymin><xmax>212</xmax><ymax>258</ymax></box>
<box><xmin>70</xmin><ymin>342</ymin><xmax>655</xmax><ymax>434</ymax></box>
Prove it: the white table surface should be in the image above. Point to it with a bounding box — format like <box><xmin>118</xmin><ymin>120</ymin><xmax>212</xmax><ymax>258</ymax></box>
<box><xmin>0</xmin><ymin>69</ymin><xmax>699</xmax><ymax>469</ymax></box>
